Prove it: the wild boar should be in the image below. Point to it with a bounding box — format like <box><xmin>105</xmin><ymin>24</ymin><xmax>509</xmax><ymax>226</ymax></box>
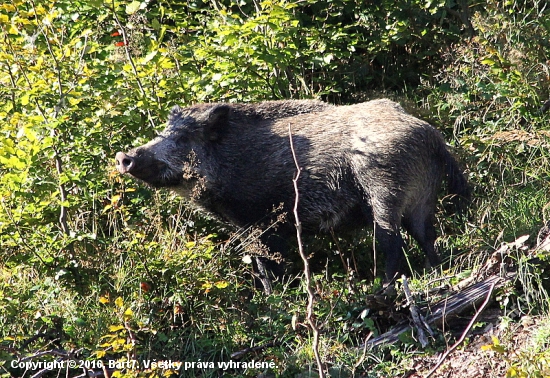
<box><xmin>115</xmin><ymin>99</ymin><xmax>469</xmax><ymax>293</ymax></box>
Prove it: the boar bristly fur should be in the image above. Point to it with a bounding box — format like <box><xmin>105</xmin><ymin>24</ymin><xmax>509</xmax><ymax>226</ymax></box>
<box><xmin>116</xmin><ymin>99</ymin><xmax>470</xmax><ymax>292</ymax></box>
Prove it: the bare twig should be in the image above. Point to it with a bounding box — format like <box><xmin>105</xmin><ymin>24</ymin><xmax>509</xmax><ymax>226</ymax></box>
<box><xmin>372</xmin><ymin>221</ymin><xmax>377</xmax><ymax>278</ymax></box>
<box><xmin>124</xmin><ymin>321</ymin><xmax>137</xmax><ymax>361</ymax></box>
<box><xmin>353</xmin><ymin>332</ymin><xmax>373</xmax><ymax>373</ymax></box>
<box><xmin>19</xmin><ymin>348</ymin><xmax>72</xmax><ymax>362</ymax></box>
<box><xmin>424</xmin><ymin>281</ymin><xmax>497</xmax><ymax>378</ymax></box>
<box><xmin>289</xmin><ymin>123</ymin><xmax>325</xmax><ymax>378</ymax></box>
<box><xmin>230</xmin><ymin>341</ymin><xmax>279</xmax><ymax>359</ymax></box>
<box><xmin>53</xmin><ymin>151</ymin><xmax>70</xmax><ymax>235</ymax></box>
<box><xmin>111</xmin><ymin>1</ymin><xmax>156</xmax><ymax>130</ymax></box>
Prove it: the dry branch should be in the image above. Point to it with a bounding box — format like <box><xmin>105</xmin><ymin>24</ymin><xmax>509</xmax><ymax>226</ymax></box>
<box><xmin>424</xmin><ymin>280</ymin><xmax>496</xmax><ymax>378</ymax></box>
<box><xmin>367</xmin><ymin>273</ymin><xmax>513</xmax><ymax>347</ymax></box>
<box><xmin>289</xmin><ymin>123</ymin><xmax>325</xmax><ymax>378</ymax></box>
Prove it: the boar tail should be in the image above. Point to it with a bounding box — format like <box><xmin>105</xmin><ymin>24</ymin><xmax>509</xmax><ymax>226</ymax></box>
<box><xmin>444</xmin><ymin>149</ymin><xmax>471</xmax><ymax>214</ymax></box>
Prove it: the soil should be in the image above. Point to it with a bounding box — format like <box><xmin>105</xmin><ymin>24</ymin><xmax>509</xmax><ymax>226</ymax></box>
<box><xmin>407</xmin><ymin>311</ymin><xmax>541</xmax><ymax>378</ymax></box>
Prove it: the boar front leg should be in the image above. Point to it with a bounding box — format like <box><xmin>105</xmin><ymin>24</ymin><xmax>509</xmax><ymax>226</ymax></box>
<box><xmin>253</xmin><ymin>233</ymin><xmax>287</xmax><ymax>295</ymax></box>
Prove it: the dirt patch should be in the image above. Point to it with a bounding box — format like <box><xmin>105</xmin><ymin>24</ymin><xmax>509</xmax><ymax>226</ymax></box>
<box><xmin>409</xmin><ymin>315</ymin><xmax>541</xmax><ymax>378</ymax></box>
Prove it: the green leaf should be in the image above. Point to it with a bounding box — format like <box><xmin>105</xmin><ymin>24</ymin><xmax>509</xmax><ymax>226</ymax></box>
<box><xmin>480</xmin><ymin>58</ymin><xmax>496</xmax><ymax>66</ymax></box>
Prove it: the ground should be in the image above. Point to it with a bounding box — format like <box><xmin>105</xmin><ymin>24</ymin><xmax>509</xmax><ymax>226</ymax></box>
<box><xmin>409</xmin><ymin>311</ymin><xmax>545</xmax><ymax>378</ymax></box>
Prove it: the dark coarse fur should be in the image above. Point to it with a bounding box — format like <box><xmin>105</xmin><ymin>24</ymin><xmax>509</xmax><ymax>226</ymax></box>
<box><xmin>115</xmin><ymin>99</ymin><xmax>470</xmax><ymax>291</ymax></box>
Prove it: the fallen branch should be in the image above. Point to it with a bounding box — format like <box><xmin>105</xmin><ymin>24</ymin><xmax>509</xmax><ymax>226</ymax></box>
<box><xmin>424</xmin><ymin>280</ymin><xmax>496</xmax><ymax>378</ymax></box>
<box><xmin>19</xmin><ymin>348</ymin><xmax>79</xmax><ymax>362</ymax></box>
<box><xmin>367</xmin><ymin>274</ymin><xmax>511</xmax><ymax>347</ymax></box>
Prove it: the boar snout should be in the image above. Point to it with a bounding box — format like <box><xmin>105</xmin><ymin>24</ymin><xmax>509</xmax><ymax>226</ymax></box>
<box><xmin>115</xmin><ymin>152</ymin><xmax>135</xmax><ymax>174</ymax></box>
<box><xmin>115</xmin><ymin>149</ymin><xmax>183</xmax><ymax>188</ymax></box>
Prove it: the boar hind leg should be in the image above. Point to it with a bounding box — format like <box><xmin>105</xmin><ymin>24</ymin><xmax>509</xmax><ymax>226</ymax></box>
<box><xmin>402</xmin><ymin>211</ymin><xmax>440</xmax><ymax>268</ymax></box>
<box><xmin>374</xmin><ymin>223</ymin><xmax>406</xmax><ymax>282</ymax></box>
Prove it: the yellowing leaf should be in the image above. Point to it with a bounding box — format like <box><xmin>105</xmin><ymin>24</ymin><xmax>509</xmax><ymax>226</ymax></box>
<box><xmin>95</xmin><ymin>350</ymin><xmax>106</xmax><ymax>358</ymax></box>
<box><xmin>112</xmin><ymin>337</ymin><xmax>126</xmax><ymax>349</ymax></box>
<box><xmin>123</xmin><ymin>308</ymin><xmax>133</xmax><ymax>320</ymax></box>
<box><xmin>214</xmin><ymin>281</ymin><xmax>229</xmax><ymax>289</ymax></box>
<box><xmin>109</xmin><ymin>325</ymin><xmax>125</xmax><ymax>332</ymax></box>
<box><xmin>159</xmin><ymin>59</ymin><xmax>175</xmax><ymax>69</ymax></box>
<box><xmin>7</xmin><ymin>25</ymin><xmax>18</xmax><ymax>35</ymax></box>
<box><xmin>34</xmin><ymin>4</ymin><xmax>47</xmax><ymax>15</ymax></box>
<box><xmin>115</xmin><ymin>297</ymin><xmax>124</xmax><ymax>308</ymax></box>
<box><xmin>23</xmin><ymin>127</ymin><xmax>37</xmax><ymax>142</ymax></box>
<box><xmin>125</xmin><ymin>1</ymin><xmax>142</xmax><ymax>15</ymax></box>
<box><xmin>480</xmin><ymin>58</ymin><xmax>496</xmax><ymax>66</ymax></box>
<box><xmin>111</xmin><ymin>194</ymin><xmax>121</xmax><ymax>206</ymax></box>
<box><xmin>141</xmin><ymin>51</ymin><xmax>157</xmax><ymax>65</ymax></box>
<box><xmin>21</xmin><ymin>93</ymin><xmax>30</xmax><ymax>106</ymax></box>
<box><xmin>68</xmin><ymin>97</ymin><xmax>82</xmax><ymax>106</ymax></box>
<box><xmin>0</xmin><ymin>4</ymin><xmax>16</xmax><ymax>12</ymax></box>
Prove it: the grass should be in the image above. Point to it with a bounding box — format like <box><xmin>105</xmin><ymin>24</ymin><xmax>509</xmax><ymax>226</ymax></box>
<box><xmin>2</xmin><ymin>188</ymin><xmax>550</xmax><ymax>377</ymax></box>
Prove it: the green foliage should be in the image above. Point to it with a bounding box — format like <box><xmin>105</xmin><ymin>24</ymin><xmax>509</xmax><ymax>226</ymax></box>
<box><xmin>2</xmin><ymin>0</ymin><xmax>550</xmax><ymax>377</ymax></box>
<box><xmin>482</xmin><ymin>328</ymin><xmax>550</xmax><ymax>378</ymax></box>
<box><xmin>422</xmin><ymin>0</ymin><xmax>550</xmax><ymax>249</ymax></box>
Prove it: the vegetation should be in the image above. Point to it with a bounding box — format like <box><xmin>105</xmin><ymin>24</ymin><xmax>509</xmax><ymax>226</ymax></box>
<box><xmin>1</xmin><ymin>0</ymin><xmax>550</xmax><ymax>377</ymax></box>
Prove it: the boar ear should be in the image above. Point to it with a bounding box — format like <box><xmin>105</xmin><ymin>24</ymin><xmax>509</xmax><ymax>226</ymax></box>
<box><xmin>200</xmin><ymin>105</ymin><xmax>231</xmax><ymax>141</ymax></box>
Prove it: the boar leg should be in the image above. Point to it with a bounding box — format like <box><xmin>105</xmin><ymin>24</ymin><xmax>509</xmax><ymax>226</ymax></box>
<box><xmin>403</xmin><ymin>214</ymin><xmax>440</xmax><ymax>268</ymax></box>
<box><xmin>254</xmin><ymin>257</ymin><xmax>274</xmax><ymax>295</ymax></box>
<box><xmin>374</xmin><ymin>223</ymin><xmax>406</xmax><ymax>282</ymax></box>
<box><xmin>253</xmin><ymin>233</ymin><xmax>287</xmax><ymax>295</ymax></box>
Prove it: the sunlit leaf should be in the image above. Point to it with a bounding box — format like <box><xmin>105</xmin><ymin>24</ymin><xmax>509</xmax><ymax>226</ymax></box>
<box><xmin>125</xmin><ymin>1</ymin><xmax>142</xmax><ymax>15</ymax></box>
<box><xmin>115</xmin><ymin>297</ymin><xmax>124</xmax><ymax>308</ymax></box>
